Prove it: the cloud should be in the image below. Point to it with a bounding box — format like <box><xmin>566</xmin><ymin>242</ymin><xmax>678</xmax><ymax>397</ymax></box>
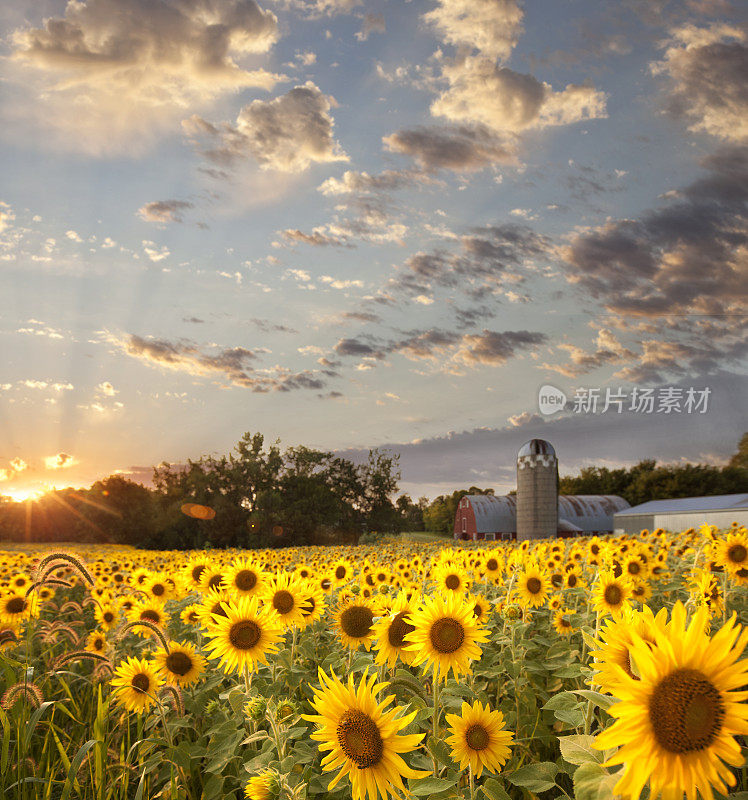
<box><xmin>431</xmin><ymin>57</ymin><xmax>607</xmax><ymax>135</ymax></box>
<box><xmin>355</xmin><ymin>13</ymin><xmax>386</xmax><ymax>42</ymax></box>
<box><xmin>10</xmin><ymin>0</ymin><xmax>283</xmax><ymax>153</ymax></box>
<box><xmin>184</xmin><ymin>82</ymin><xmax>348</xmax><ymax>172</ymax></box>
<box><xmin>318</xmin><ymin>169</ymin><xmax>431</xmax><ymax>195</ymax></box>
<box><xmin>110</xmin><ymin>333</ymin><xmax>328</xmax><ymax>392</ymax></box>
<box><xmin>96</xmin><ymin>382</ymin><xmax>117</xmax><ymax>397</ymax></box>
<box><xmin>652</xmin><ymin>24</ymin><xmax>748</xmax><ymax>143</ymax></box>
<box><xmin>138</xmin><ymin>200</ymin><xmax>194</xmax><ymax>224</ymax></box>
<box><xmin>540</xmin><ymin>329</ymin><xmax>636</xmax><ymax>377</ymax></box>
<box><xmin>0</xmin><ymin>202</ymin><xmax>16</xmax><ymax>235</ymax></box>
<box><xmin>340</xmin><ymin>371</ymin><xmax>746</xmax><ymax>498</ymax></box>
<box><xmin>422</xmin><ymin>0</ymin><xmax>524</xmax><ymax>61</ymax></box>
<box><xmin>281</xmin><ymin>228</ymin><xmax>353</xmax><ymax>247</ymax></box>
<box><xmin>44</xmin><ymin>453</ymin><xmax>76</xmax><ymax>470</ymax></box>
<box><xmin>454</xmin><ymin>329</ymin><xmax>547</xmax><ymax>365</ymax></box>
<box><xmin>391</xmin><ymin>222</ymin><xmax>548</xmax><ymax>296</ymax></box>
<box><xmin>383</xmin><ymin>124</ymin><xmax>516</xmax><ymax>172</ymax></box>
<box><xmin>561</xmin><ymin>145</ymin><xmax>748</xmax><ymax>319</ymax></box>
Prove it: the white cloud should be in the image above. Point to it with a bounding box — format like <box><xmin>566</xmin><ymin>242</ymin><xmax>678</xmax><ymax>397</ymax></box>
<box><xmin>44</xmin><ymin>452</ymin><xmax>77</xmax><ymax>470</ymax></box>
<box><xmin>96</xmin><ymin>381</ymin><xmax>117</xmax><ymax>397</ymax></box>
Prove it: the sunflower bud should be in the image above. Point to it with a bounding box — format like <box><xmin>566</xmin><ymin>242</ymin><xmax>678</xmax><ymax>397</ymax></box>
<box><xmin>350</xmin><ymin>584</ymin><xmax>361</xmax><ymax>595</ymax></box>
<box><xmin>275</xmin><ymin>698</ymin><xmax>298</xmax><ymax>721</ymax></box>
<box><xmin>244</xmin><ymin>696</ymin><xmax>266</xmax><ymax>721</ymax></box>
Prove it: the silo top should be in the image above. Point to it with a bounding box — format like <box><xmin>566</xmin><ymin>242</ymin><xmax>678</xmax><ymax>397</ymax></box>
<box><xmin>518</xmin><ymin>439</ymin><xmax>555</xmax><ymax>457</ymax></box>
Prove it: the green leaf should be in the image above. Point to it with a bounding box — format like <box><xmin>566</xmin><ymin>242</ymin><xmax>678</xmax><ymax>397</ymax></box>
<box><xmin>573</xmin><ymin>690</ymin><xmax>617</xmax><ymax>711</ymax></box>
<box><xmin>408</xmin><ymin>776</ymin><xmax>457</xmax><ymax>795</ymax></box>
<box><xmin>60</xmin><ymin>739</ymin><xmax>100</xmax><ymax>800</ymax></box>
<box><xmin>559</xmin><ymin>734</ymin><xmax>604</xmax><ymax>766</ymax></box>
<box><xmin>506</xmin><ymin>761</ymin><xmax>559</xmax><ymax>793</ymax></box>
<box><xmin>573</xmin><ymin>763</ymin><xmax>619</xmax><ymax>800</ymax></box>
<box><xmin>481</xmin><ymin>777</ymin><xmax>512</xmax><ymax>800</ymax></box>
<box><xmin>426</xmin><ymin>735</ymin><xmax>453</xmax><ymax>767</ymax></box>
<box><xmin>541</xmin><ymin>692</ymin><xmax>578</xmax><ymax>711</ymax></box>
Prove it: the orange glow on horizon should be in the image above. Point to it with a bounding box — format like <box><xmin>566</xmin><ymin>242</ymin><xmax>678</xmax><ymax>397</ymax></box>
<box><xmin>2</xmin><ymin>486</ymin><xmax>45</xmax><ymax>502</ymax></box>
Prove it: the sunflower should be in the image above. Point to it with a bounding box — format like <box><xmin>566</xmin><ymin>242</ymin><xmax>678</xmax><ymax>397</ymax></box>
<box><xmin>433</xmin><ymin>562</ymin><xmax>471</xmax><ymax>594</ymax></box>
<box><xmin>552</xmin><ymin>609</ymin><xmax>576</xmax><ymax>636</ymax></box>
<box><xmin>196</xmin><ymin>587</ymin><xmax>233</xmax><ymax>628</ymax></box>
<box><xmin>0</xmin><ymin>592</ymin><xmax>38</xmax><ymax>627</ymax></box>
<box><xmin>198</xmin><ymin>564</ymin><xmax>226</xmax><ymax>594</ymax></box>
<box><xmin>202</xmin><ymin>595</ymin><xmax>283</xmax><ymax>674</ymax></box>
<box><xmin>262</xmin><ymin>573</ymin><xmax>307</xmax><ymax>629</ymax></box>
<box><xmin>515</xmin><ymin>564</ymin><xmax>550</xmax><ymax>608</ymax></box>
<box><xmin>592</xmin><ymin>571</ymin><xmax>633</xmax><ymax>618</ymax></box>
<box><xmin>85</xmin><ymin>630</ymin><xmax>108</xmax><ymax>655</ymax></box>
<box><xmin>244</xmin><ymin>769</ymin><xmax>280</xmax><ymax>800</ymax></box>
<box><xmin>180</xmin><ymin>603</ymin><xmax>201</xmax><ymax>626</ymax></box>
<box><xmin>404</xmin><ymin>592</ymin><xmax>489</xmax><ymax>682</ymax></box>
<box><xmin>299</xmin><ymin>582</ymin><xmax>326</xmax><ymax>628</ymax></box>
<box><xmin>334</xmin><ymin>597</ymin><xmax>379</xmax><ymax>652</ymax></box>
<box><xmin>715</xmin><ymin>530</ymin><xmax>748</xmax><ymax>583</ymax></box>
<box><xmin>372</xmin><ymin>591</ymin><xmax>419</xmax><ymax>669</ymax></box>
<box><xmin>126</xmin><ymin>599</ymin><xmax>169</xmax><ymax>637</ymax></box>
<box><xmin>152</xmin><ymin>640</ymin><xmax>206</xmax><ymax>687</ymax></box>
<box><xmin>467</xmin><ymin>593</ymin><xmax>491</xmax><ymax>625</ymax></box>
<box><xmin>331</xmin><ymin>559</ymin><xmax>354</xmax><ymax>587</ymax></box>
<box><xmin>110</xmin><ymin>656</ymin><xmax>163</xmax><ymax>714</ymax></box>
<box><xmin>303</xmin><ymin>669</ymin><xmax>429</xmax><ymax>800</ymax></box>
<box><xmin>563</xmin><ymin>570</ymin><xmax>586</xmax><ymax>591</ymax></box>
<box><xmin>594</xmin><ymin>602</ymin><xmax>748</xmax><ymax>800</ymax></box>
<box><xmin>94</xmin><ymin>600</ymin><xmax>120</xmax><ymax>631</ymax></box>
<box><xmin>223</xmin><ymin>558</ymin><xmax>267</xmax><ymax>598</ymax></box>
<box><xmin>445</xmin><ymin>700</ymin><xmax>513</xmax><ymax>778</ymax></box>
<box><xmin>621</xmin><ymin>554</ymin><xmax>649</xmax><ymax>583</ymax></box>
<box><xmin>144</xmin><ymin>572</ymin><xmax>173</xmax><ymax>602</ymax></box>
<box><xmin>183</xmin><ymin>555</ymin><xmax>212</xmax><ymax>590</ymax></box>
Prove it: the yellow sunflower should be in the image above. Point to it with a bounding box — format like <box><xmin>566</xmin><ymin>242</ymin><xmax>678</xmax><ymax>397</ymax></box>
<box><xmin>94</xmin><ymin>600</ymin><xmax>120</xmax><ymax>631</ymax></box>
<box><xmin>515</xmin><ymin>564</ymin><xmax>550</xmax><ymax>608</ymax></box>
<box><xmin>594</xmin><ymin>602</ymin><xmax>748</xmax><ymax>800</ymax></box>
<box><xmin>244</xmin><ymin>769</ymin><xmax>279</xmax><ymax>800</ymax></box>
<box><xmin>202</xmin><ymin>595</ymin><xmax>283</xmax><ymax>674</ymax></box>
<box><xmin>404</xmin><ymin>592</ymin><xmax>489</xmax><ymax>682</ymax></box>
<box><xmin>445</xmin><ymin>700</ymin><xmax>513</xmax><ymax>778</ymax></box>
<box><xmin>126</xmin><ymin>599</ymin><xmax>169</xmax><ymax>637</ymax></box>
<box><xmin>592</xmin><ymin>571</ymin><xmax>633</xmax><ymax>617</ymax></box>
<box><xmin>180</xmin><ymin>603</ymin><xmax>201</xmax><ymax>626</ymax></box>
<box><xmin>552</xmin><ymin>609</ymin><xmax>576</xmax><ymax>637</ymax></box>
<box><xmin>0</xmin><ymin>592</ymin><xmax>38</xmax><ymax>627</ymax></box>
<box><xmin>110</xmin><ymin>656</ymin><xmax>163</xmax><ymax>714</ymax></box>
<box><xmin>299</xmin><ymin>582</ymin><xmax>327</xmax><ymax>628</ymax></box>
<box><xmin>466</xmin><ymin>593</ymin><xmax>491</xmax><ymax>625</ymax></box>
<box><xmin>334</xmin><ymin>596</ymin><xmax>380</xmax><ymax>652</ymax></box>
<box><xmin>372</xmin><ymin>591</ymin><xmax>419</xmax><ymax>669</ymax></box>
<box><xmin>303</xmin><ymin>669</ymin><xmax>429</xmax><ymax>800</ymax></box>
<box><xmin>433</xmin><ymin>562</ymin><xmax>471</xmax><ymax>594</ymax></box>
<box><xmin>262</xmin><ymin>573</ymin><xmax>307</xmax><ymax>629</ymax></box>
<box><xmin>152</xmin><ymin>640</ymin><xmax>206</xmax><ymax>687</ymax></box>
<box><xmin>715</xmin><ymin>530</ymin><xmax>748</xmax><ymax>583</ymax></box>
<box><xmin>85</xmin><ymin>630</ymin><xmax>108</xmax><ymax>655</ymax></box>
<box><xmin>223</xmin><ymin>558</ymin><xmax>267</xmax><ymax>598</ymax></box>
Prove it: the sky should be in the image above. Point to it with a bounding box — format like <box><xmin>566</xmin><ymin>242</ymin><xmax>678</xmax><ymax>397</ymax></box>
<box><xmin>0</xmin><ymin>0</ymin><xmax>746</xmax><ymax>502</ymax></box>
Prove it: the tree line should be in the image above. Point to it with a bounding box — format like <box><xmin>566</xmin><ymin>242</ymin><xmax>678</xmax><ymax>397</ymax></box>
<box><xmin>1</xmin><ymin>432</ymin><xmax>745</xmax><ymax>545</ymax></box>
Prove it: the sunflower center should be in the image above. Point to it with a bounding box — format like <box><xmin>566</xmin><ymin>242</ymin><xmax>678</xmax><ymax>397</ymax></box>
<box><xmin>337</xmin><ymin>709</ymin><xmax>383</xmax><ymax>769</ymax></box>
<box><xmin>341</xmin><ymin>606</ymin><xmax>374</xmax><ymax>639</ymax></box>
<box><xmin>649</xmin><ymin>668</ymin><xmax>725</xmax><ymax>753</ymax></box>
<box><xmin>6</xmin><ymin>597</ymin><xmax>26</xmax><ymax>614</ymax></box>
<box><xmin>302</xmin><ymin>598</ymin><xmax>316</xmax><ymax>617</ymax></box>
<box><xmin>273</xmin><ymin>590</ymin><xmax>295</xmax><ymax>615</ymax></box>
<box><xmin>591</xmin><ymin>544</ymin><xmax>600</xmax><ymax>554</ymax></box>
<box><xmin>139</xmin><ymin>609</ymin><xmax>160</xmax><ymax>624</ymax></box>
<box><xmin>486</xmin><ymin>558</ymin><xmax>498</xmax><ymax>571</ymax></box>
<box><xmin>604</xmin><ymin>585</ymin><xmax>622</xmax><ymax>606</ymax></box>
<box><xmin>445</xmin><ymin>574</ymin><xmax>460</xmax><ymax>590</ymax></box>
<box><xmin>429</xmin><ymin>617</ymin><xmax>465</xmax><ymax>654</ymax></box>
<box><xmin>103</xmin><ymin>611</ymin><xmax>114</xmax><ymax>623</ymax></box>
<box><xmin>321</xmin><ymin>578</ymin><xmax>332</xmax><ymax>590</ymax></box>
<box><xmin>627</xmin><ymin>562</ymin><xmax>641</xmax><ymax>575</ymax></box>
<box><xmin>567</xmin><ymin>574</ymin><xmax>578</xmax><ymax>587</ymax></box>
<box><xmin>387</xmin><ymin>611</ymin><xmax>415</xmax><ymax>647</ymax></box>
<box><xmin>166</xmin><ymin>651</ymin><xmax>193</xmax><ymax>676</ymax></box>
<box><xmin>335</xmin><ymin>566</ymin><xmax>347</xmax><ymax>580</ymax></box>
<box><xmin>465</xmin><ymin>724</ymin><xmax>490</xmax><ymax>751</ymax></box>
<box><xmin>235</xmin><ymin>570</ymin><xmax>258</xmax><ymax>591</ymax></box>
<box><xmin>132</xmin><ymin>673</ymin><xmax>150</xmax><ymax>694</ymax></box>
<box><xmin>152</xmin><ymin>583</ymin><xmax>165</xmax><ymax>596</ymax></box>
<box><xmin>727</xmin><ymin>544</ymin><xmax>747</xmax><ymax>564</ymax></box>
<box><xmin>208</xmin><ymin>574</ymin><xmax>223</xmax><ymax>590</ymax></box>
<box><xmin>94</xmin><ymin>637</ymin><xmax>104</xmax><ymax>649</ymax></box>
<box><xmin>526</xmin><ymin>577</ymin><xmax>542</xmax><ymax>594</ymax></box>
<box><xmin>551</xmin><ymin>574</ymin><xmax>563</xmax><ymax>587</ymax></box>
<box><xmin>473</xmin><ymin>604</ymin><xmax>483</xmax><ymax>618</ymax></box>
<box><xmin>229</xmin><ymin>620</ymin><xmax>262</xmax><ymax>650</ymax></box>
<box><xmin>191</xmin><ymin>565</ymin><xmax>205</xmax><ymax>583</ymax></box>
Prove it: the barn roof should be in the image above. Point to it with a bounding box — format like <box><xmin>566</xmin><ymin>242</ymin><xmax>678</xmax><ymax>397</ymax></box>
<box><xmin>614</xmin><ymin>493</ymin><xmax>748</xmax><ymax>516</ymax></box>
<box><xmin>467</xmin><ymin>494</ymin><xmax>517</xmax><ymax>533</ymax></box>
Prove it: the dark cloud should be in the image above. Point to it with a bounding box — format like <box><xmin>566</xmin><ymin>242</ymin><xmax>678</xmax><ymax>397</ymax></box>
<box><xmin>183</xmin><ymin>316</ymin><xmax>204</xmax><ymax>324</ymax></box>
<box><xmin>334</xmin><ymin>338</ymin><xmax>385</xmax><ymax>358</ymax></box>
<box><xmin>355</xmin><ymin>13</ymin><xmax>385</xmax><ymax>42</ymax></box>
<box><xmin>383</xmin><ymin>124</ymin><xmax>516</xmax><ymax>172</ymax></box>
<box><xmin>250</xmin><ymin>318</ymin><xmax>298</xmax><ymax>334</ymax></box>
<box><xmin>392</xmin><ymin>222</ymin><xmax>548</xmax><ymax>296</ymax></box>
<box><xmin>563</xmin><ymin>145</ymin><xmax>748</xmax><ymax>319</ymax></box>
<box><xmin>455</xmin><ymin>329</ymin><xmax>547</xmax><ymax>365</ymax></box>
<box><xmin>340</xmin><ymin>311</ymin><xmax>382</xmax><ymax>324</ymax></box>
<box><xmin>653</xmin><ymin>25</ymin><xmax>748</xmax><ymax>143</ymax></box>
<box><xmin>183</xmin><ymin>82</ymin><xmax>347</xmax><ymax>173</ymax></box>
<box><xmin>111</xmin><ymin>334</ymin><xmax>326</xmax><ymax>392</ymax></box>
<box><xmin>281</xmin><ymin>228</ymin><xmax>353</xmax><ymax>247</ymax></box>
<box><xmin>138</xmin><ymin>200</ymin><xmax>194</xmax><ymax>224</ymax></box>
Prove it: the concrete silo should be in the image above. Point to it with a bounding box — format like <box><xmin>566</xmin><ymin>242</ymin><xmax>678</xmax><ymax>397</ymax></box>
<box><xmin>516</xmin><ymin>439</ymin><xmax>558</xmax><ymax>540</ymax></box>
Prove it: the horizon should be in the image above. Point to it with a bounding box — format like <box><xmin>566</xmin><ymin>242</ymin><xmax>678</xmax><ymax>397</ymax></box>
<box><xmin>1</xmin><ymin>0</ymin><xmax>746</xmax><ymax>503</ymax></box>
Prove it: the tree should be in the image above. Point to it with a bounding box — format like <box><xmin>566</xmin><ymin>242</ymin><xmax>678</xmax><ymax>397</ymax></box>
<box><xmin>729</xmin><ymin>432</ymin><xmax>748</xmax><ymax>471</ymax></box>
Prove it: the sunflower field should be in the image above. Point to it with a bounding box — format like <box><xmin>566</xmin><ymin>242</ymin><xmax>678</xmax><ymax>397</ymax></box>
<box><xmin>0</xmin><ymin>524</ymin><xmax>747</xmax><ymax>800</ymax></box>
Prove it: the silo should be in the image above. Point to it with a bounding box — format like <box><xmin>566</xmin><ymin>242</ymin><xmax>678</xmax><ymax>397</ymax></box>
<box><xmin>516</xmin><ymin>439</ymin><xmax>558</xmax><ymax>540</ymax></box>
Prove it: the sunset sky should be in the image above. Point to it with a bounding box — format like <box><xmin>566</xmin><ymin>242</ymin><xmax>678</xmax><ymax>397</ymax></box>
<box><xmin>1</xmin><ymin>0</ymin><xmax>746</xmax><ymax>501</ymax></box>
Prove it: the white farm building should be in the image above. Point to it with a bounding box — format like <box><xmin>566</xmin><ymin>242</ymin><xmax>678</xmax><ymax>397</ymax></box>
<box><xmin>613</xmin><ymin>494</ymin><xmax>748</xmax><ymax>535</ymax></box>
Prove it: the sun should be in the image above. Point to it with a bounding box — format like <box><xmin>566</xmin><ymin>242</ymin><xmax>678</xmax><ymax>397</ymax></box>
<box><xmin>2</xmin><ymin>487</ymin><xmax>44</xmax><ymax>502</ymax></box>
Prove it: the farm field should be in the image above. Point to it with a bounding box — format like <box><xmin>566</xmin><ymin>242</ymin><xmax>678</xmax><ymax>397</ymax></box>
<box><xmin>0</xmin><ymin>526</ymin><xmax>747</xmax><ymax>800</ymax></box>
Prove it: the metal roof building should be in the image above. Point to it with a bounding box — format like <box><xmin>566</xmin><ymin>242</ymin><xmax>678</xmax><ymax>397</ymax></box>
<box><xmin>613</xmin><ymin>494</ymin><xmax>748</xmax><ymax>535</ymax></box>
<box><xmin>454</xmin><ymin>493</ymin><xmax>629</xmax><ymax>541</ymax></box>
